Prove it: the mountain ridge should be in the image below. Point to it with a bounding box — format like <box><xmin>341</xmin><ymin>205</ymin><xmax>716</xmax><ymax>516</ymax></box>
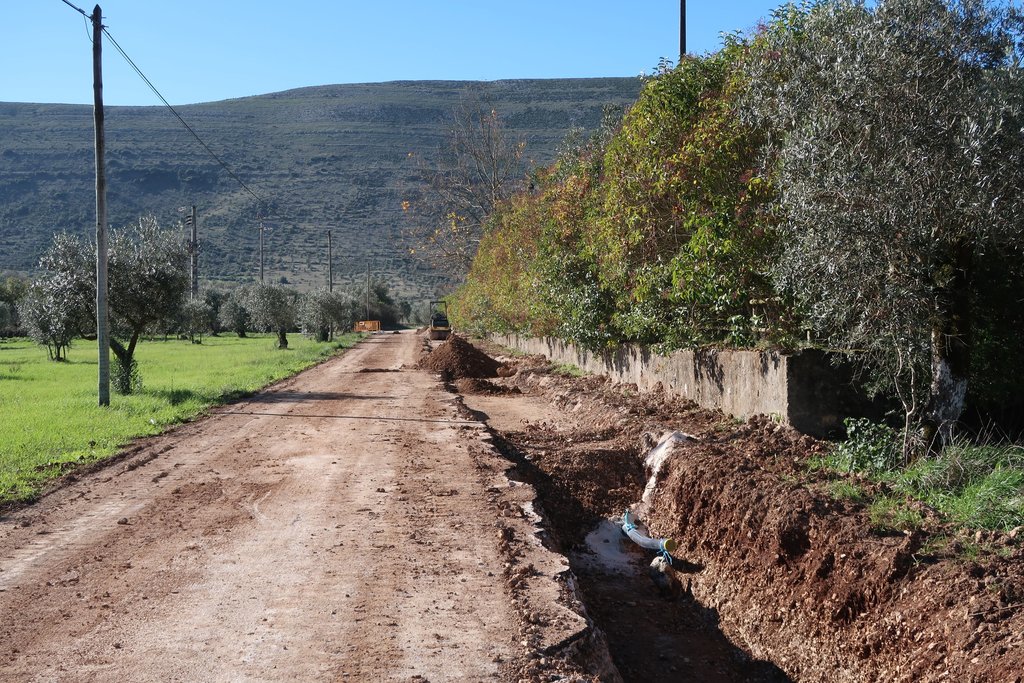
<box><xmin>0</xmin><ymin>77</ymin><xmax>641</xmax><ymax>300</ymax></box>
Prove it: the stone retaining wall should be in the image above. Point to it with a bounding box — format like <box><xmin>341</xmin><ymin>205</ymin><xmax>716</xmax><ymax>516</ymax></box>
<box><xmin>490</xmin><ymin>334</ymin><xmax>881</xmax><ymax>437</ymax></box>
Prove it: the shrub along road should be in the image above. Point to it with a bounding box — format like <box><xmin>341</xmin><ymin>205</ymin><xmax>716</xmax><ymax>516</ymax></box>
<box><xmin>0</xmin><ymin>332</ymin><xmax>590</xmax><ymax>681</ymax></box>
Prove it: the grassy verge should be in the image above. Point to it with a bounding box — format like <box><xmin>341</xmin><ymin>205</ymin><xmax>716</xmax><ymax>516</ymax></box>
<box><xmin>813</xmin><ymin>418</ymin><xmax>1024</xmax><ymax>532</ymax></box>
<box><xmin>551</xmin><ymin>361</ymin><xmax>588</xmax><ymax>378</ymax></box>
<box><xmin>0</xmin><ymin>333</ymin><xmax>360</xmax><ymax>503</ymax></box>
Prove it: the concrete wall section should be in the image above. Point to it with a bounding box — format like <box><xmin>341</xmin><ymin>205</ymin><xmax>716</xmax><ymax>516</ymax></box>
<box><xmin>785</xmin><ymin>350</ymin><xmax>887</xmax><ymax>436</ymax></box>
<box><xmin>491</xmin><ymin>334</ymin><xmax>876</xmax><ymax>437</ymax></box>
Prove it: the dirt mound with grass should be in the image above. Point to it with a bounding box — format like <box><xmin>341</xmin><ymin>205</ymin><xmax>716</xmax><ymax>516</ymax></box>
<box><xmin>418</xmin><ymin>335</ymin><xmax>501</xmax><ymax>380</ymax></box>
<box><xmin>644</xmin><ymin>419</ymin><xmax>1024</xmax><ymax>682</ymax></box>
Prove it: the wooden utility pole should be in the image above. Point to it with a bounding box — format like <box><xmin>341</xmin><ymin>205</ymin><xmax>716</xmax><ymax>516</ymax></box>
<box><xmin>188</xmin><ymin>205</ymin><xmax>198</xmax><ymax>299</ymax></box>
<box><xmin>259</xmin><ymin>222</ymin><xmax>265</xmax><ymax>283</ymax></box>
<box><xmin>92</xmin><ymin>4</ymin><xmax>110</xmax><ymax>407</ymax></box>
<box><xmin>680</xmin><ymin>0</ymin><xmax>687</xmax><ymax>59</ymax></box>
<box><xmin>327</xmin><ymin>230</ymin><xmax>333</xmax><ymax>292</ymax></box>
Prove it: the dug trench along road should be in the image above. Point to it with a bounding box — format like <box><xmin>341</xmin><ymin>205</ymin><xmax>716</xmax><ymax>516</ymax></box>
<box><xmin>0</xmin><ymin>332</ymin><xmax>571</xmax><ymax>681</ymax></box>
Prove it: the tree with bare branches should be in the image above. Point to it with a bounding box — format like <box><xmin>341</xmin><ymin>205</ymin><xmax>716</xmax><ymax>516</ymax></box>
<box><xmin>404</xmin><ymin>97</ymin><xmax>527</xmax><ymax>276</ymax></box>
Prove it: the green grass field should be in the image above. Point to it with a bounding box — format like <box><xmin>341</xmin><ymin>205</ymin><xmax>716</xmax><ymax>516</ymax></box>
<box><xmin>0</xmin><ymin>333</ymin><xmax>360</xmax><ymax>502</ymax></box>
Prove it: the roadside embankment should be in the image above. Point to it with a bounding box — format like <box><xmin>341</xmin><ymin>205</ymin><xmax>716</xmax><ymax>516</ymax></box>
<box><xmin>468</xmin><ymin>337</ymin><xmax>1024</xmax><ymax>682</ymax></box>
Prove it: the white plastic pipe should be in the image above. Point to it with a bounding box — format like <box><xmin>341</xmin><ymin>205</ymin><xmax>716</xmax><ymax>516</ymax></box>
<box><xmin>622</xmin><ymin>510</ymin><xmax>677</xmax><ymax>555</ymax></box>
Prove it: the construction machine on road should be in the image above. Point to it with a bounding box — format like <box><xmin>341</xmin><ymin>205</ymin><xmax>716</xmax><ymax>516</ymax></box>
<box><xmin>427</xmin><ymin>301</ymin><xmax>451</xmax><ymax>340</ymax></box>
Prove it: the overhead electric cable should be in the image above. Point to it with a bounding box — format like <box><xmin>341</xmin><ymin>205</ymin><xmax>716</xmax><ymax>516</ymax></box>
<box><xmin>57</xmin><ymin>1</ymin><xmax>309</xmax><ymax>227</ymax></box>
<box><xmin>100</xmin><ymin>28</ymin><xmax>265</xmax><ymax>207</ymax></box>
<box><xmin>58</xmin><ymin>0</ymin><xmax>267</xmax><ymax>208</ymax></box>
<box><xmin>59</xmin><ymin>0</ymin><xmax>89</xmax><ymax>19</ymax></box>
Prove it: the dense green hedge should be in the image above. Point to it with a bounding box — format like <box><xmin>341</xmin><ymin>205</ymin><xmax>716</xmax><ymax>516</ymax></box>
<box><xmin>453</xmin><ymin>0</ymin><xmax>1024</xmax><ymax>442</ymax></box>
<box><xmin>454</xmin><ymin>43</ymin><xmax>795</xmax><ymax>350</ymax></box>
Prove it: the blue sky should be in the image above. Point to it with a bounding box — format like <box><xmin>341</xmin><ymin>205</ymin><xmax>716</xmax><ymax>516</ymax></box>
<box><xmin>6</xmin><ymin>1</ymin><xmax>787</xmax><ymax>106</ymax></box>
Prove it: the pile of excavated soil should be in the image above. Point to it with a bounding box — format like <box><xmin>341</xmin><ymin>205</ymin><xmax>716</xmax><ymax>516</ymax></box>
<box><xmin>645</xmin><ymin>424</ymin><xmax>1024</xmax><ymax>683</ymax></box>
<box><xmin>453</xmin><ymin>377</ymin><xmax>521</xmax><ymax>396</ymax></box>
<box><xmin>418</xmin><ymin>334</ymin><xmax>501</xmax><ymax>380</ymax></box>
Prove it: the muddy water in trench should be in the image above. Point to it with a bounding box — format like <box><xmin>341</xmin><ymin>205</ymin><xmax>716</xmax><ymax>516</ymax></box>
<box><xmin>572</xmin><ymin>519</ymin><xmax>790</xmax><ymax>683</ymax></box>
<box><xmin>485</xmin><ymin>427</ymin><xmax>791</xmax><ymax>683</ymax></box>
<box><xmin>451</xmin><ymin>338</ymin><xmax>795</xmax><ymax>681</ymax></box>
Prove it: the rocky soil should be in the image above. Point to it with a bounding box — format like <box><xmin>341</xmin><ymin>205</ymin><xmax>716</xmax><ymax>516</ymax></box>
<box><xmin>461</xmin><ymin>337</ymin><xmax>1023</xmax><ymax>683</ymax></box>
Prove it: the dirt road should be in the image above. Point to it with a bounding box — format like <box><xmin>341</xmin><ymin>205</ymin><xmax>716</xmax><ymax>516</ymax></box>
<box><xmin>0</xmin><ymin>332</ymin><xmax>577</xmax><ymax>681</ymax></box>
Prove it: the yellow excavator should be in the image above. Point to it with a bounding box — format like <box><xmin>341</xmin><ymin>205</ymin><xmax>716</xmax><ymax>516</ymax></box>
<box><xmin>427</xmin><ymin>301</ymin><xmax>451</xmax><ymax>340</ymax></box>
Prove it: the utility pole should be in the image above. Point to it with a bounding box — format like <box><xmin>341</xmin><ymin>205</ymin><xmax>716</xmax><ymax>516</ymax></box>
<box><xmin>259</xmin><ymin>222</ymin><xmax>265</xmax><ymax>283</ymax></box>
<box><xmin>365</xmin><ymin>261</ymin><xmax>370</xmax><ymax>321</ymax></box>
<box><xmin>187</xmin><ymin>205</ymin><xmax>198</xmax><ymax>299</ymax></box>
<box><xmin>327</xmin><ymin>230</ymin><xmax>333</xmax><ymax>292</ymax></box>
<box><xmin>92</xmin><ymin>4</ymin><xmax>110</xmax><ymax>407</ymax></box>
<box><xmin>680</xmin><ymin>0</ymin><xmax>687</xmax><ymax>59</ymax></box>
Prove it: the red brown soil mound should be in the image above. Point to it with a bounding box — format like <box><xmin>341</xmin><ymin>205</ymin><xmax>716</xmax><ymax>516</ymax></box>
<box><xmin>453</xmin><ymin>377</ymin><xmax>521</xmax><ymax>396</ymax></box>
<box><xmin>645</xmin><ymin>427</ymin><xmax>1024</xmax><ymax>682</ymax></box>
<box><xmin>419</xmin><ymin>335</ymin><xmax>501</xmax><ymax>380</ymax></box>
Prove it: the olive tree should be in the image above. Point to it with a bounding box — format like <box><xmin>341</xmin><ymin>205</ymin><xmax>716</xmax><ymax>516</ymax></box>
<box><xmin>19</xmin><ymin>234</ymin><xmax>95</xmax><ymax>360</ymax></box>
<box><xmin>31</xmin><ymin>218</ymin><xmax>189</xmax><ymax>392</ymax></box>
<box><xmin>106</xmin><ymin>218</ymin><xmax>189</xmax><ymax>391</ymax></box>
<box><xmin>179</xmin><ymin>299</ymin><xmax>212</xmax><ymax>344</ymax></box>
<box><xmin>298</xmin><ymin>288</ymin><xmax>354</xmax><ymax>341</ymax></box>
<box><xmin>18</xmin><ymin>285</ymin><xmax>79</xmax><ymax>360</ymax></box>
<box><xmin>219</xmin><ymin>287</ymin><xmax>251</xmax><ymax>338</ymax></box>
<box><xmin>742</xmin><ymin>0</ymin><xmax>1024</xmax><ymax>450</ymax></box>
<box><xmin>0</xmin><ymin>275</ymin><xmax>29</xmax><ymax>336</ymax></box>
<box><xmin>202</xmin><ymin>288</ymin><xmax>227</xmax><ymax>335</ymax></box>
<box><xmin>244</xmin><ymin>283</ymin><xmax>297</xmax><ymax>349</ymax></box>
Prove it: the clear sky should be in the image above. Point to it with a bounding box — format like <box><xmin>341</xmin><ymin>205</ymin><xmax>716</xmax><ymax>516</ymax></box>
<box><xmin>5</xmin><ymin>1</ymin><xmax>787</xmax><ymax>106</ymax></box>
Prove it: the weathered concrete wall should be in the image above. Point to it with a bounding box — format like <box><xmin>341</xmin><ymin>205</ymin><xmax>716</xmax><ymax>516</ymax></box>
<box><xmin>490</xmin><ymin>334</ymin><xmax>879</xmax><ymax>437</ymax></box>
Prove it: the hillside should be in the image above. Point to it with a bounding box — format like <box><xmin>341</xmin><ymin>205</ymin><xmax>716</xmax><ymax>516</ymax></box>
<box><xmin>0</xmin><ymin>78</ymin><xmax>640</xmax><ymax>301</ymax></box>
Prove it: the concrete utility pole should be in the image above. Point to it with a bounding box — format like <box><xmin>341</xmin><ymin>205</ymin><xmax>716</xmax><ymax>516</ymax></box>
<box><xmin>188</xmin><ymin>205</ymin><xmax>198</xmax><ymax>299</ymax></box>
<box><xmin>259</xmin><ymin>222</ymin><xmax>265</xmax><ymax>283</ymax></box>
<box><xmin>327</xmin><ymin>230</ymin><xmax>333</xmax><ymax>292</ymax></box>
<box><xmin>680</xmin><ymin>0</ymin><xmax>687</xmax><ymax>59</ymax></box>
<box><xmin>92</xmin><ymin>4</ymin><xmax>110</xmax><ymax>407</ymax></box>
<box><xmin>365</xmin><ymin>262</ymin><xmax>370</xmax><ymax>321</ymax></box>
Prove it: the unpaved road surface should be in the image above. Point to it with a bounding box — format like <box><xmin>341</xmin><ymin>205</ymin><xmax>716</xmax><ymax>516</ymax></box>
<box><xmin>0</xmin><ymin>332</ymin><xmax>570</xmax><ymax>681</ymax></box>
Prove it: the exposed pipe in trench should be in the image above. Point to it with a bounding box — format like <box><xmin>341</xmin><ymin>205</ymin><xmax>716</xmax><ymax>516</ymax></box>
<box><xmin>619</xmin><ymin>431</ymin><xmax>695</xmax><ymax>559</ymax></box>
<box><xmin>621</xmin><ymin>509</ymin><xmax>677</xmax><ymax>557</ymax></box>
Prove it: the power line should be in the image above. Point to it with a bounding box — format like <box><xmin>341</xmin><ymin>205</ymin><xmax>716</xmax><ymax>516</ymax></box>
<box><xmin>100</xmin><ymin>28</ymin><xmax>265</xmax><ymax>207</ymax></box>
<box><xmin>58</xmin><ymin>2</ymin><xmax>267</xmax><ymax>209</ymax></box>
<box><xmin>57</xmin><ymin>2</ymin><xmax>310</xmax><ymax>228</ymax></box>
<box><xmin>58</xmin><ymin>0</ymin><xmax>92</xmax><ymax>40</ymax></box>
<box><xmin>59</xmin><ymin>0</ymin><xmax>89</xmax><ymax>19</ymax></box>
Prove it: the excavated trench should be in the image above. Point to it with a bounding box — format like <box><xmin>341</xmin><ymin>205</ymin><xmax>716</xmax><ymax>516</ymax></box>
<box><xmin>487</xmin><ymin>429</ymin><xmax>792</xmax><ymax>683</ymax></box>
<box><xmin>424</xmin><ymin>335</ymin><xmax>791</xmax><ymax>680</ymax></box>
<box><xmin>435</xmin><ymin>335</ymin><xmax>1024</xmax><ymax>682</ymax></box>
<box><xmin>429</xmin><ymin>335</ymin><xmax>790</xmax><ymax>680</ymax></box>
<box><xmin>434</xmin><ymin>337</ymin><xmax>1024</xmax><ymax>683</ymax></box>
